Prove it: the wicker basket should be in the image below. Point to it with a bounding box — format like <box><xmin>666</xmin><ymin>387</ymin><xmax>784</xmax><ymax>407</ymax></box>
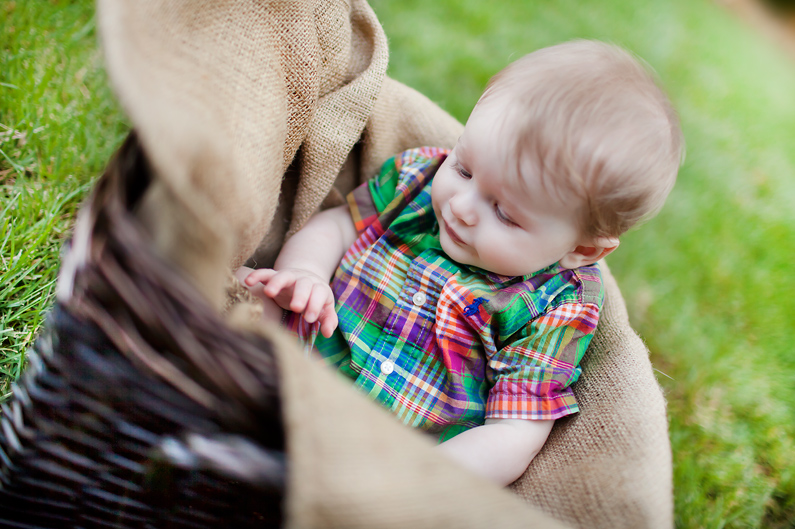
<box><xmin>0</xmin><ymin>134</ymin><xmax>286</xmax><ymax>528</ymax></box>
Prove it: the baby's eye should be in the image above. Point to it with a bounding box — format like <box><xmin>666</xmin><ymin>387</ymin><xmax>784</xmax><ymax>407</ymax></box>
<box><xmin>494</xmin><ymin>204</ymin><xmax>517</xmax><ymax>226</ymax></box>
<box><xmin>457</xmin><ymin>166</ymin><xmax>472</xmax><ymax>179</ymax></box>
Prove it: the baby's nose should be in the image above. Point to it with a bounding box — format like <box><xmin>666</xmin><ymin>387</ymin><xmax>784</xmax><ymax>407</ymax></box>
<box><xmin>449</xmin><ymin>194</ymin><xmax>477</xmax><ymax>225</ymax></box>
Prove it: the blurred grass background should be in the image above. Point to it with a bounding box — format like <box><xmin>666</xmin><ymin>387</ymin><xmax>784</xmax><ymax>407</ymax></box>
<box><xmin>2</xmin><ymin>0</ymin><xmax>794</xmax><ymax>526</ymax></box>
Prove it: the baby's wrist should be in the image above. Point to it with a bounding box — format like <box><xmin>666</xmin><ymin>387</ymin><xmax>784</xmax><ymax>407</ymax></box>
<box><xmin>275</xmin><ymin>263</ymin><xmax>323</xmax><ymax>279</ymax></box>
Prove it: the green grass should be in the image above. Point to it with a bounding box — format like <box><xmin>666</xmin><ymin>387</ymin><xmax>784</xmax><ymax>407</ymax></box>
<box><xmin>2</xmin><ymin>0</ymin><xmax>795</xmax><ymax>526</ymax></box>
<box><xmin>0</xmin><ymin>0</ymin><xmax>127</xmax><ymax>399</ymax></box>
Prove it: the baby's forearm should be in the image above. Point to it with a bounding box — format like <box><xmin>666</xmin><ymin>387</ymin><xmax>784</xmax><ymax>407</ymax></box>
<box><xmin>274</xmin><ymin>204</ymin><xmax>357</xmax><ymax>281</ymax></box>
<box><xmin>437</xmin><ymin>418</ymin><xmax>554</xmax><ymax>486</ymax></box>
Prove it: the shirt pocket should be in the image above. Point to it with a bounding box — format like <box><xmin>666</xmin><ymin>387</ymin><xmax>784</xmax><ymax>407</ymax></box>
<box><xmin>383</xmin><ymin>259</ymin><xmax>442</xmax><ymax>357</ymax></box>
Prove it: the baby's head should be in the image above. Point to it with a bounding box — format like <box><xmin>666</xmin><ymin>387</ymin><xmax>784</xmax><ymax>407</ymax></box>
<box><xmin>431</xmin><ymin>40</ymin><xmax>684</xmax><ymax>277</ymax></box>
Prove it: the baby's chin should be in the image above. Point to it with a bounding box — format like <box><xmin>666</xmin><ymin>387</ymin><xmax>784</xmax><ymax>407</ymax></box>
<box><xmin>437</xmin><ymin>224</ymin><xmax>554</xmax><ymax>276</ymax></box>
<box><xmin>438</xmin><ymin>231</ymin><xmax>474</xmax><ymax>265</ymax></box>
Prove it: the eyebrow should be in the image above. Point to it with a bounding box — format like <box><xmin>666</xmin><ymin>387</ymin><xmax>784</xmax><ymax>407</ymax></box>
<box><xmin>496</xmin><ymin>178</ymin><xmax>541</xmax><ymax>226</ymax></box>
<box><xmin>499</xmin><ymin>200</ymin><xmax>530</xmax><ymax>227</ymax></box>
<box><xmin>455</xmin><ymin>134</ymin><xmax>470</xmax><ymax>153</ymax></box>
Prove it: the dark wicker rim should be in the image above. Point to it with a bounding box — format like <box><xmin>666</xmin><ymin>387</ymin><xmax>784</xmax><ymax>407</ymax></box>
<box><xmin>0</xmin><ymin>133</ymin><xmax>287</xmax><ymax>528</ymax></box>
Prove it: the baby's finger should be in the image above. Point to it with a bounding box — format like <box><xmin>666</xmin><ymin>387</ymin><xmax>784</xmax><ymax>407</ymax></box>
<box><xmin>262</xmin><ymin>270</ymin><xmax>296</xmax><ymax>297</ymax></box>
<box><xmin>319</xmin><ymin>304</ymin><xmax>338</xmax><ymax>338</ymax></box>
<box><xmin>288</xmin><ymin>277</ymin><xmax>313</xmax><ymax>314</ymax></box>
<box><xmin>243</xmin><ymin>268</ymin><xmax>278</xmax><ymax>286</ymax></box>
<box><xmin>303</xmin><ymin>284</ymin><xmax>331</xmax><ymax>323</ymax></box>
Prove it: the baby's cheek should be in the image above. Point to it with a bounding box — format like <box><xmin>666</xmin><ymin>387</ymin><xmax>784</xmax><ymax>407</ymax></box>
<box><xmin>484</xmin><ymin>237</ymin><xmax>510</xmax><ymax>267</ymax></box>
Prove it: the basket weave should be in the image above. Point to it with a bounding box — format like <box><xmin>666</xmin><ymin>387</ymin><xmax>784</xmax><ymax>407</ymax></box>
<box><xmin>0</xmin><ymin>136</ymin><xmax>286</xmax><ymax>528</ymax></box>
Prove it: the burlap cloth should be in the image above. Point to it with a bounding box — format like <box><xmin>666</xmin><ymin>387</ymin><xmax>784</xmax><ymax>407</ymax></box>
<box><xmin>97</xmin><ymin>1</ymin><xmax>672</xmax><ymax>527</ymax></box>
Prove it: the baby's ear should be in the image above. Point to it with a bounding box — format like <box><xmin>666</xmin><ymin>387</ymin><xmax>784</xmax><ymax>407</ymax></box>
<box><xmin>559</xmin><ymin>237</ymin><xmax>620</xmax><ymax>269</ymax></box>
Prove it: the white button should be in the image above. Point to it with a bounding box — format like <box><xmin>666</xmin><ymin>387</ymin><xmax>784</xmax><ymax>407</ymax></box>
<box><xmin>412</xmin><ymin>291</ymin><xmax>426</xmax><ymax>306</ymax></box>
<box><xmin>380</xmin><ymin>360</ymin><xmax>394</xmax><ymax>375</ymax></box>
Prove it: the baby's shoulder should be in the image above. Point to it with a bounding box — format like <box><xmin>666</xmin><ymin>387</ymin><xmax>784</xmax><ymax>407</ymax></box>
<box><xmin>566</xmin><ymin>262</ymin><xmax>605</xmax><ymax>307</ymax></box>
<box><xmin>393</xmin><ymin>146</ymin><xmax>450</xmax><ymax>169</ymax></box>
<box><xmin>509</xmin><ymin>262</ymin><xmax>605</xmax><ymax>319</ymax></box>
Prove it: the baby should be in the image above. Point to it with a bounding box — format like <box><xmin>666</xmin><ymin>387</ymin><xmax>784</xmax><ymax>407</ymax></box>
<box><xmin>240</xmin><ymin>40</ymin><xmax>683</xmax><ymax>485</ymax></box>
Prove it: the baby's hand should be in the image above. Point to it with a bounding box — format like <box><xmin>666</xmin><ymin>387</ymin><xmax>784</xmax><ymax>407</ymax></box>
<box><xmin>244</xmin><ymin>268</ymin><xmax>338</xmax><ymax>338</ymax></box>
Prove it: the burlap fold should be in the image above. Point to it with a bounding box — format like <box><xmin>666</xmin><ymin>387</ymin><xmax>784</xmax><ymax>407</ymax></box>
<box><xmin>223</xmin><ymin>308</ymin><xmax>569</xmax><ymax>529</ymax></box>
<box><xmin>512</xmin><ymin>264</ymin><xmax>672</xmax><ymax>528</ymax></box>
<box><xmin>97</xmin><ymin>0</ymin><xmax>673</xmax><ymax>526</ymax></box>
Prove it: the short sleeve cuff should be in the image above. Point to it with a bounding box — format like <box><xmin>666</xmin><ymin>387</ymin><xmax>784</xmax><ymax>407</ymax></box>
<box><xmin>347</xmin><ymin>182</ymin><xmax>380</xmax><ymax>235</ymax></box>
<box><xmin>485</xmin><ymin>389</ymin><xmax>579</xmax><ymax>421</ymax></box>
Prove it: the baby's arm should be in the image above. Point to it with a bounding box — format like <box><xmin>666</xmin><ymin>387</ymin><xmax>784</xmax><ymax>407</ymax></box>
<box><xmin>243</xmin><ymin>204</ymin><xmax>357</xmax><ymax>337</ymax></box>
<box><xmin>437</xmin><ymin>418</ymin><xmax>554</xmax><ymax>486</ymax></box>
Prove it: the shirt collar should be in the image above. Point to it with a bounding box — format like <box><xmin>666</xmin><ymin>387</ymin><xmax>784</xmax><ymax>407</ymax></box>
<box><xmin>464</xmin><ymin>261</ymin><xmax>566</xmax><ymax>285</ymax></box>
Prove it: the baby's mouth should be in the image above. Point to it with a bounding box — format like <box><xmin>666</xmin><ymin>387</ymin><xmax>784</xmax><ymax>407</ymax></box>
<box><xmin>443</xmin><ymin>219</ymin><xmax>465</xmax><ymax>246</ymax></box>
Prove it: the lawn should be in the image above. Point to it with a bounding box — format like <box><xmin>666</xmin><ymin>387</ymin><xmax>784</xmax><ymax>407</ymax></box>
<box><xmin>2</xmin><ymin>0</ymin><xmax>795</xmax><ymax>527</ymax></box>
<box><xmin>1</xmin><ymin>0</ymin><xmax>127</xmax><ymax>398</ymax></box>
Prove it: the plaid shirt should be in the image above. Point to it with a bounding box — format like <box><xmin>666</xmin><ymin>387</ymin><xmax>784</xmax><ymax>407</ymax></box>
<box><xmin>294</xmin><ymin>147</ymin><xmax>604</xmax><ymax>441</ymax></box>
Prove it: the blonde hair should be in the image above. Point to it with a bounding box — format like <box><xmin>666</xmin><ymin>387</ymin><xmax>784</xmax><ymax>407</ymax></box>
<box><xmin>480</xmin><ymin>40</ymin><xmax>684</xmax><ymax>239</ymax></box>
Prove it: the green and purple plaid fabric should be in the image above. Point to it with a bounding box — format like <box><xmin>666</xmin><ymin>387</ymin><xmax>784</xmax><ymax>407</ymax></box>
<box><xmin>289</xmin><ymin>148</ymin><xmax>604</xmax><ymax>441</ymax></box>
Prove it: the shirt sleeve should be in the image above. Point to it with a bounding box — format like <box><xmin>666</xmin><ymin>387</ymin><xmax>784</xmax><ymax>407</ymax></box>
<box><xmin>346</xmin><ymin>156</ymin><xmax>400</xmax><ymax>235</ymax></box>
<box><xmin>346</xmin><ymin>147</ymin><xmax>449</xmax><ymax>235</ymax></box>
<box><xmin>485</xmin><ymin>301</ymin><xmax>600</xmax><ymax>421</ymax></box>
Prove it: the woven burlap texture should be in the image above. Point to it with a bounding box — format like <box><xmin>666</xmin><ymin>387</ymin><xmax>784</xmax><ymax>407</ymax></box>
<box><xmin>97</xmin><ymin>0</ymin><xmax>672</xmax><ymax>527</ymax></box>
